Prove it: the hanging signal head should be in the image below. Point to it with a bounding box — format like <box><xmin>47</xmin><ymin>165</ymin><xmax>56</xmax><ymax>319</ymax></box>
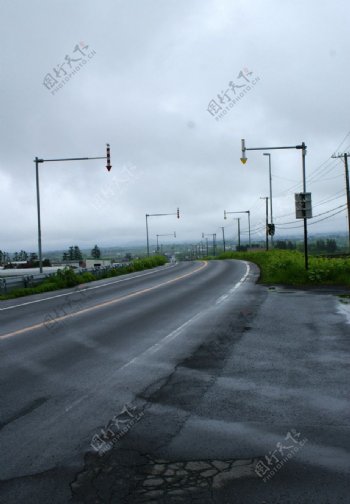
<box><xmin>106</xmin><ymin>143</ymin><xmax>112</xmax><ymax>171</ymax></box>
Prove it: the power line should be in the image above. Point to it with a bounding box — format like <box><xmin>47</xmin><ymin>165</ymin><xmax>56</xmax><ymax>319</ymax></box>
<box><xmin>274</xmin><ymin>132</ymin><xmax>350</xmax><ymax>197</ymax></box>
<box><xmin>275</xmin><ymin>203</ymin><xmax>347</xmax><ymax>226</ymax></box>
<box><xmin>276</xmin><ymin>207</ymin><xmax>347</xmax><ymax>230</ymax></box>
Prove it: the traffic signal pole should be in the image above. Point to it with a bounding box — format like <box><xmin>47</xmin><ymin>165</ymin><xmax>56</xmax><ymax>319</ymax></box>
<box><xmin>224</xmin><ymin>210</ymin><xmax>251</xmax><ymax>248</ymax></box>
<box><xmin>145</xmin><ymin>209</ymin><xmax>180</xmax><ymax>256</ymax></box>
<box><xmin>301</xmin><ymin>142</ymin><xmax>308</xmax><ymax>270</ymax></box>
<box><xmin>34</xmin><ymin>144</ymin><xmax>111</xmax><ymax>273</ymax></box>
<box><xmin>241</xmin><ymin>139</ymin><xmax>308</xmax><ymax>269</ymax></box>
<box><xmin>35</xmin><ymin>157</ymin><xmax>43</xmax><ymax>273</ymax></box>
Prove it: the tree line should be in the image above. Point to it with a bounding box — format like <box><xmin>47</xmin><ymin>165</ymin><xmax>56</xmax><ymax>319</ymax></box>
<box><xmin>62</xmin><ymin>245</ymin><xmax>101</xmax><ymax>261</ymax></box>
<box><xmin>0</xmin><ymin>250</ymin><xmax>38</xmax><ymax>265</ymax></box>
<box><xmin>0</xmin><ymin>245</ymin><xmax>102</xmax><ymax>265</ymax></box>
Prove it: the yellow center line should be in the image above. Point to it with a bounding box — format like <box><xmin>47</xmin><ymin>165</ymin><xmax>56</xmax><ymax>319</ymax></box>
<box><xmin>0</xmin><ymin>261</ymin><xmax>208</xmax><ymax>341</ymax></box>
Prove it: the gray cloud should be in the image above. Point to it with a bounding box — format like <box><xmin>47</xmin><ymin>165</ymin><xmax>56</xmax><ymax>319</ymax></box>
<box><xmin>1</xmin><ymin>0</ymin><xmax>349</xmax><ymax>252</ymax></box>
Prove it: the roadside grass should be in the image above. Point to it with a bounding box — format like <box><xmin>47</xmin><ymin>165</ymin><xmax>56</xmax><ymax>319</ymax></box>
<box><xmin>0</xmin><ymin>256</ymin><xmax>167</xmax><ymax>300</ymax></box>
<box><xmin>216</xmin><ymin>250</ymin><xmax>350</xmax><ymax>287</ymax></box>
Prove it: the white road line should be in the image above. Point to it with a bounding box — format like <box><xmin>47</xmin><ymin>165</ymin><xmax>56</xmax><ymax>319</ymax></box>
<box><xmin>63</xmin><ymin>261</ymin><xmax>253</xmax><ymax>414</ymax></box>
<box><xmin>119</xmin><ymin>311</ymin><xmax>204</xmax><ymax>370</ymax></box>
<box><xmin>123</xmin><ymin>261</ymin><xmax>252</xmax><ymax>368</ymax></box>
<box><xmin>229</xmin><ymin>261</ymin><xmax>251</xmax><ymax>293</ymax></box>
<box><xmin>215</xmin><ymin>262</ymin><xmax>251</xmax><ymax>303</ymax></box>
<box><xmin>64</xmin><ymin>393</ymin><xmax>90</xmax><ymax>413</ymax></box>
<box><xmin>216</xmin><ymin>294</ymin><xmax>229</xmax><ymax>305</ymax></box>
<box><xmin>0</xmin><ymin>263</ymin><xmax>178</xmax><ymax>311</ymax></box>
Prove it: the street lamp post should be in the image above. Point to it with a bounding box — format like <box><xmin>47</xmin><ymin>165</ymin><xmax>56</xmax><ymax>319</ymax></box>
<box><xmin>263</xmin><ymin>152</ymin><xmax>274</xmax><ymax>246</ymax></box>
<box><xmin>241</xmin><ymin>139</ymin><xmax>309</xmax><ymax>269</ymax></box>
<box><xmin>34</xmin><ymin>145</ymin><xmax>111</xmax><ymax>273</ymax></box>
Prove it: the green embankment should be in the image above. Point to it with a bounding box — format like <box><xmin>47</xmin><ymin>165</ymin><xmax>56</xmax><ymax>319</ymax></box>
<box><xmin>0</xmin><ymin>256</ymin><xmax>167</xmax><ymax>300</ymax></box>
<box><xmin>216</xmin><ymin>250</ymin><xmax>350</xmax><ymax>286</ymax></box>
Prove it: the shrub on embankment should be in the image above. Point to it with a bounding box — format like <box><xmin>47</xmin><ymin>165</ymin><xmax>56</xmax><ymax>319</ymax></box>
<box><xmin>0</xmin><ymin>255</ymin><xmax>168</xmax><ymax>300</ymax></box>
<box><xmin>216</xmin><ymin>250</ymin><xmax>350</xmax><ymax>286</ymax></box>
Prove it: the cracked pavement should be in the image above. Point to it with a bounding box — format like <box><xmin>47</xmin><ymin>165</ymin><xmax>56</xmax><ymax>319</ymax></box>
<box><xmin>1</xmin><ymin>260</ymin><xmax>349</xmax><ymax>503</ymax></box>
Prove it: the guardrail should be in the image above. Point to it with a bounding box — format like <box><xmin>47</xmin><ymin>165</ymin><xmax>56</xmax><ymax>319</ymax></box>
<box><xmin>0</xmin><ymin>264</ymin><xmax>131</xmax><ymax>295</ymax></box>
<box><xmin>0</xmin><ymin>272</ymin><xmax>52</xmax><ymax>294</ymax></box>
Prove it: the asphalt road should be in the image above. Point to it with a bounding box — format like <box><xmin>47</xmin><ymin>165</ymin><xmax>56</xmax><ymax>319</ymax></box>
<box><xmin>0</xmin><ymin>260</ymin><xmax>349</xmax><ymax>504</ymax></box>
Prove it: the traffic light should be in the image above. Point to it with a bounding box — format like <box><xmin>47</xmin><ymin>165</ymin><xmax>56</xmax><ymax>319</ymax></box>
<box><xmin>177</xmin><ymin>208</ymin><xmax>180</xmax><ymax>219</ymax></box>
<box><xmin>267</xmin><ymin>224</ymin><xmax>275</xmax><ymax>236</ymax></box>
<box><xmin>224</xmin><ymin>210</ymin><xmax>227</xmax><ymax>220</ymax></box>
<box><xmin>106</xmin><ymin>143</ymin><xmax>112</xmax><ymax>172</ymax></box>
<box><xmin>240</xmin><ymin>139</ymin><xmax>247</xmax><ymax>164</ymax></box>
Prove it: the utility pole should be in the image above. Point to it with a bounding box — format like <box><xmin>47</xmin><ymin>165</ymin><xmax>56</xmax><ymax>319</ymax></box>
<box><xmin>247</xmin><ymin>210</ymin><xmax>251</xmax><ymax>248</ymax></box>
<box><xmin>263</xmin><ymin>153</ymin><xmax>274</xmax><ymax>247</ymax></box>
<box><xmin>332</xmin><ymin>152</ymin><xmax>350</xmax><ymax>252</ymax></box>
<box><xmin>235</xmin><ymin>218</ymin><xmax>241</xmax><ymax>250</ymax></box>
<box><xmin>221</xmin><ymin>227</ymin><xmax>226</xmax><ymax>252</ymax></box>
<box><xmin>260</xmin><ymin>197</ymin><xmax>269</xmax><ymax>251</ymax></box>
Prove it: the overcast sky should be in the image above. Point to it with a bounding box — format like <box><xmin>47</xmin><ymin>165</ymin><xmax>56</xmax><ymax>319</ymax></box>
<box><xmin>1</xmin><ymin>0</ymin><xmax>349</xmax><ymax>252</ymax></box>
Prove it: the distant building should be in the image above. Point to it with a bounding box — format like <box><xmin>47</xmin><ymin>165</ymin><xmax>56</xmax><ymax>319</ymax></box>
<box><xmin>84</xmin><ymin>259</ymin><xmax>112</xmax><ymax>269</ymax></box>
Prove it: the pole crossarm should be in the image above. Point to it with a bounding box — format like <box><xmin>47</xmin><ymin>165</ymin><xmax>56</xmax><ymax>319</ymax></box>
<box><xmin>34</xmin><ymin>156</ymin><xmax>107</xmax><ymax>163</ymax></box>
<box><xmin>225</xmin><ymin>210</ymin><xmax>249</xmax><ymax>215</ymax></box>
<box><xmin>146</xmin><ymin>212</ymin><xmax>177</xmax><ymax>217</ymax></box>
<box><xmin>244</xmin><ymin>145</ymin><xmax>305</xmax><ymax>151</ymax></box>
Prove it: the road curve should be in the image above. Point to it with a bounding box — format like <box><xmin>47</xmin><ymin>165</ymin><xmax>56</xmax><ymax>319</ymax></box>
<box><xmin>0</xmin><ymin>259</ymin><xmax>257</xmax><ymax>503</ymax></box>
<box><xmin>2</xmin><ymin>259</ymin><xmax>348</xmax><ymax>504</ymax></box>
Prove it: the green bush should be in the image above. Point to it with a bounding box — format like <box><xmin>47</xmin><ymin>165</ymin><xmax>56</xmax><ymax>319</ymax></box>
<box><xmin>78</xmin><ymin>272</ymin><xmax>96</xmax><ymax>283</ymax></box>
<box><xmin>0</xmin><ymin>257</ymin><xmax>169</xmax><ymax>300</ymax></box>
<box><xmin>216</xmin><ymin>249</ymin><xmax>350</xmax><ymax>286</ymax></box>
